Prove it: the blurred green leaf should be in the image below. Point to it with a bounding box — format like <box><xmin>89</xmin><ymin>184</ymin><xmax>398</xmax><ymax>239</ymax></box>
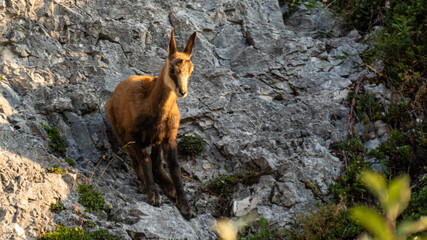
<box><xmin>397</xmin><ymin>216</ymin><xmax>427</xmax><ymax>239</ymax></box>
<box><xmin>360</xmin><ymin>171</ymin><xmax>387</xmax><ymax>205</ymax></box>
<box><xmin>385</xmin><ymin>175</ymin><xmax>411</xmax><ymax>222</ymax></box>
<box><xmin>350</xmin><ymin>206</ymin><xmax>394</xmax><ymax>240</ymax></box>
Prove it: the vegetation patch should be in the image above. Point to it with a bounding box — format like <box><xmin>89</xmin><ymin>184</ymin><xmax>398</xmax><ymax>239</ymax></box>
<box><xmin>38</xmin><ymin>225</ymin><xmax>120</xmax><ymax>240</ymax></box>
<box><xmin>64</xmin><ymin>157</ymin><xmax>75</xmax><ymax>167</ymax></box>
<box><xmin>286</xmin><ymin>201</ymin><xmax>361</xmax><ymax>240</ymax></box>
<box><xmin>368</xmin><ymin>127</ymin><xmax>427</xmax><ymax>179</ymax></box>
<box><xmin>77</xmin><ymin>184</ymin><xmax>107</xmax><ymax>214</ymax></box>
<box><xmin>41</xmin><ymin>122</ymin><xmax>67</xmax><ymax>157</ymax></box>
<box><xmin>278</xmin><ymin>0</ymin><xmax>317</xmax><ymax>20</ymax></box>
<box><xmin>203</xmin><ymin>170</ymin><xmax>271</xmax><ymax>217</ymax></box>
<box><xmin>85</xmin><ymin>220</ymin><xmax>95</xmax><ymax>228</ymax></box>
<box><xmin>331</xmin><ymin>0</ymin><xmax>427</xmax><ymax>110</ymax></box>
<box><xmin>347</xmin><ymin>91</ymin><xmax>384</xmax><ymax>122</ymax></box>
<box><xmin>273</xmin><ymin>94</ymin><xmax>284</xmax><ymax>101</ymax></box>
<box><xmin>47</xmin><ymin>165</ymin><xmax>67</xmax><ymax>175</ymax></box>
<box><xmin>50</xmin><ymin>202</ymin><xmax>64</xmax><ymax>214</ymax></box>
<box><xmin>239</xmin><ymin>217</ymin><xmax>280</xmax><ymax>240</ymax></box>
<box><xmin>404</xmin><ymin>182</ymin><xmax>427</xmax><ymax>221</ymax></box>
<box><xmin>177</xmin><ymin>134</ymin><xmax>205</xmax><ymax>157</ymax></box>
<box><xmin>272</xmin><ymin>0</ymin><xmax>427</xmax><ymax>238</ymax></box>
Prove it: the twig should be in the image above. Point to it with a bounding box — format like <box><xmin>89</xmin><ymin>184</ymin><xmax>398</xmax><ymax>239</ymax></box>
<box><xmin>346</xmin><ymin>75</ymin><xmax>365</xmax><ymax>139</ymax></box>
<box><xmin>85</xmin><ymin>161</ymin><xmax>92</xmax><ymax>185</ymax></box>
<box><xmin>89</xmin><ymin>155</ymin><xmax>106</xmax><ymax>185</ymax></box>
<box><xmin>365</xmin><ymin>63</ymin><xmax>384</xmax><ymax>78</ymax></box>
<box><xmin>97</xmin><ymin>141</ymin><xmax>135</xmax><ymax>184</ymax></box>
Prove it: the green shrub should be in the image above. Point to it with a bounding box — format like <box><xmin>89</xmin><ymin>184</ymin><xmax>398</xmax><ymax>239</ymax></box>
<box><xmin>403</xmin><ymin>179</ymin><xmax>427</xmax><ymax>222</ymax></box>
<box><xmin>329</xmin><ymin>157</ymin><xmax>372</xmax><ymax>204</ymax></box>
<box><xmin>384</xmin><ymin>102</ymin><xmax>410</xmax><ymax>129</ymax></box>
<box><xmin>279</xmin><ymin>0</ymin><xmax>318</xmax><ymax>20</ymax></box>
<box><xmin>38</xmin><ymin>225</ymin><xmax>120</xmax><ymax>240</ymax></box>
<box><xmin>368</xmin><ymin>126</ymin><xmax>427</xmax><ymax>179</ymax></box>
<box><xmin>41</xmin><ymin>122</ymin><xmax>67</xmax><ymax>157</ymax></box>
<box><xmin>347</xmin><ymin>91</ymin><xmax>384</xmax><ymax>122</ymax></box>
<box><xmin>77</xmin><ymin>184</ymin><xmax>107</xmax><ymax>214</ymax></box>
<box><xmin>85</xmin><ymin>221</ymin><xmax>95</xmax><ymax>228</ymax></box>
<box><xmin>64</xmin><ymin>157</ymin><xmax>75</xmax><ymax>167</ymax></box>
<box><xmin>47</xmin><ymin>165</ymin><xmax>67</xmax><ymax>175</ymax></box>
<box><xmin>286</xmin><ymin>201</ymin><xmax>361</xmax><ymax>240</ymax></box>
<box><xmin>177</xmin><ymin>135</ymin><xmax>205</xmax><ymax>157</ymax></box>
<box><xmin>333</xmin><ymin>0</ymin><xmax>386</xmax><ymax>32</ymax></box>
<box><xmin>373</xmin><ymin>0</ymin><xmax>427</xmax><ymax>111</ymax></box>
<box><xmin>240</xmin><ymin>217</ymin><xmax>279</xmax><ymax>240</ymax></box>
<box><xmin>50</xmin><ymin>202</ymin><xmax>64</xmax><ymax>214</ymax></box>
<box><xmin>203</xmin><ymin>170</ymin><xmax>270</xmax><ymax>217</ymax></box>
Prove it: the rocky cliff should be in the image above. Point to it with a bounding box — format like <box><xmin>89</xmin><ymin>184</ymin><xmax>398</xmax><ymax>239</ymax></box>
<box><xmin>0</xmin><ymin>0</ymin><xmax>370</xmax><ymax>239</ymax></box>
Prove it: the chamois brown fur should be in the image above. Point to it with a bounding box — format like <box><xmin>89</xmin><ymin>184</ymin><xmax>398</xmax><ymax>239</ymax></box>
<box><xmin>104</xmin><ymin>30</ymin><xmax>196</xmax><ymax>219</ymax></box>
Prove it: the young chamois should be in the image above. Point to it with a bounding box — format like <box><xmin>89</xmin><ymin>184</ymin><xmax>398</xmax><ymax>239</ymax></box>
<box><xmin>104</xmin><ymin>30</ymin><xmax>196</xmax><ymax>219</ymax></box>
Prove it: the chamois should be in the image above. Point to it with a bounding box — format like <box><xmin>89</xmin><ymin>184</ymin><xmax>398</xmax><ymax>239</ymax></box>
<box><xmin>104</xmin><ymin>30</ymin><xmax>196</xmax><ymax>219</ymax></box>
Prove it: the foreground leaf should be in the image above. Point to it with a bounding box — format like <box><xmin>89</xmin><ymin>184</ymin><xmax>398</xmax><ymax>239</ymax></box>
<box><xmin>360</xmin><ymin>171</ymin><xmax>387</xmax><ymax>205</ymax></box>
<box><xmin>350</xmin><ymin>206</ymin><xmax>394</xmax><ymax>240</ymax></box>
<box><xmin>397</xmin><ymin>216</ymin><xmax>427</xmax><ymax>239</ymax></box>
<box><xmin>385</xmin><ymin>175</ymin><xmax>411</xmax><ymax>223</ymax></box>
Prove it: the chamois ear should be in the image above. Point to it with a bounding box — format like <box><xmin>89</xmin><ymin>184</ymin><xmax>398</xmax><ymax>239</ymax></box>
<box><xmin>183</xmin><ymin>31</ymin><xmax>197</xmax><ymax>56</ymax></box>
<box><xmin>168</xmin><ymin>29</ymin><xmax>177</xmax><ymax>59</ymax></box>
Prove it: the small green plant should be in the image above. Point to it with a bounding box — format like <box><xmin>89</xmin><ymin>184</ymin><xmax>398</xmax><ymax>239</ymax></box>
<box><xmin>279</xmin><ymin>0</ymin><xmax>318</xmax><ymax>20</ymax></box>
<box><xmin>85</xmin><ymin>220</ymin><xmax>95</xmax><ymax>228</ymax></box>
<box><xmin>329</xmin><ymin>137</ymin><xmax>374</xmax><ymax>204</ymax></box>
<box><xmin>368</xmin><ymin>126</ymin><xmax>427</xmax><ymax>179</ymax></box>
<box><xmin>273</xmin><ymin>94</ymin><xmax>284</xmax><ymax>101</ymax></box>
<box><xmin>347</xmin><ymin>91</ymin><xmax>384</xmax><ymax>122</ymax></box>
<box><xmin>332</xmin><ymin>137</ymin><xmax>366</xmax><ymax>156</ymax></box>
<box><xmin>38</xmin><ymin>225</ymin><xmax>121</xmax><ymax>240</ymax></box>
<box><xmin>41</xmin><ymin>122</ymin><xmax>67</xmax><ymax>157</ymax></box>
<box><xmin>204</xmin><ymin>170</ymin><xmax>270</xmax><ymax>217</ymax></box>
<box><xmin>372</xmin><ymin>0</ymin><xmax>427</xmax><ymax>111</ymax></box>
<box><xmin>239</xmin><ymin>217</ymin><xmax>278</xmax><ymax>240</ymax></box>
<box><xmin>286</xmin><ymin>201</ymin><xmax>361</xmax><ymax>240</ymax></box>
<box><xmin>205</xmin><ymin>174</ymin><xmax>239</xmax><ymax>217</ymax></box>
<box><xmin>350</xmin><ymin>170</ymin><xmax>427</xmax><ymax>240</ymax></box>
<box><xmin>64</xmin><ymin>157</ymin><xmax>75</xmax><ymax>167</ymax></box>
<box><xmin>317</xmin><ymin>30</ymin><xmax>334</xmax><ymax>38</ymax></box>
<box><xmin>47</xmin><ymin>165</ymin><xmax>67</xmax><ymax>175</ymax></box>
<box><xmin>404</xmin><ymin>184</ymin><xmax>427</xmax><ymax>222</ymax></box>
<box><xmin>333</xmin><ymin>0</ymin><xmax>386</xmax><ymax>32</ymax></box>
<box><xmin>177</xmin><ymin>135</ymin><xmax>205</xmax><ymax>157</ymax></box>
<box><xmin>50</xmin><ymin>202</ymin><xmax>64</xmax><ymax>214</ymax></box>
<box><xmin>77</xmin><ymin>184</ymin><xmax>107</xmax><ymax>214</ymax></box>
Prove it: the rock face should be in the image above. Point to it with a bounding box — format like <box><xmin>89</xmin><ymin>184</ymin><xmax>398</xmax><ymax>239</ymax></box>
<box><xmin>0</xmin><ymin>0</ymin><xmax>369</xmax><ymax>239</ymax></box>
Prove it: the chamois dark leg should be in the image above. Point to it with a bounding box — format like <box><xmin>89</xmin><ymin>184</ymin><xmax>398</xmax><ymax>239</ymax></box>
<box><xmin>162</xmin><ymin>141</ymin><xmax>195</xmax><ymax>219</ymax></box>
<box><xmin>128</xmin><ymin>143</ymin><xmax>161</xmax><ymax>206</ymax></box>
<box><xmin>151</xmin><ymin>145</ymin><xmax>176</xmax><ymax>200</ymax></box>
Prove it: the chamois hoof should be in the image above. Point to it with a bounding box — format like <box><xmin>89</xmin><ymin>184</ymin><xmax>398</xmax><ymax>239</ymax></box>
<box><xmin>181</xmin><ymin>208</ymin><xmax>196</xmax><ymax>220</ymax></box>
<box><xmin>147</xmin><ymin>192</ymin><xmax>162</xmax><ymax>207</ymax></box>
<box><xmin>177</xmin><ymin>201</ymin><xmax>195</xmax><ymax>220</ymax></box>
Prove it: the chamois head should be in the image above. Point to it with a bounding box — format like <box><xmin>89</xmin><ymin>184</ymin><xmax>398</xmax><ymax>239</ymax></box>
<box><xmin>165</xmin><ymin>29</ymin><xmax>197</xmax><ymax>98</ymax></box>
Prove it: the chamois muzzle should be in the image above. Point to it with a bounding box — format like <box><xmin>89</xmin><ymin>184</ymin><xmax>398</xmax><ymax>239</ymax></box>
<box><xmin>178</xmin><ymin>89</ymin><xmax>187</xmax><ymax>98</ymax></box>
